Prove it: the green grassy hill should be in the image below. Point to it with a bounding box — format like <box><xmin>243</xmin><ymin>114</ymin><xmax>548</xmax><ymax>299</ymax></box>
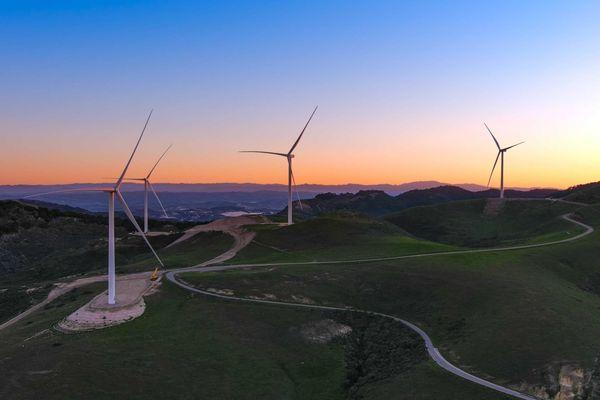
<box><xmin>233</xmin><ymin>213</ymin><xmax>456</xmax><ymax>264</ymax></box>
<box><xmin>385</xmin><ymin>199</ymin><xmax>582</xmax><ymax>247</ymax></box>
<box><xmin>287</xmin><ymin>186</ymin><xmax>558</xmax><ymax>219</ymax></box>
<box><xmin>181</xmin><ymin>207</ymin><xmax>600</xmax><ymax>398</ymax></box>
<box><xmin>552</xmin><ymin>182</ymin><xmax>600</xmax><ymax>204</ymax></box>
<box><xmin>0</xmin><ymin>280</ymin><xmax>512</xmax><ymax>400</ymax></box>
<box><xmin>3</xmin><ymin>198</ymin><xmax>600</xmax><ymax>399</ymax></box>
<box><xmin>291</xmin><ymin>190</ymin><xmax>405</xmax><ymax>218</ymax></box>
<box><xmin>0</xmin><ymin>201</ymin><xmax>232</xmax><ymax>324</ymax></box>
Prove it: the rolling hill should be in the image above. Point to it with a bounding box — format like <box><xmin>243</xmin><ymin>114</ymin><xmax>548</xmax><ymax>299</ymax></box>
<box><xmin>1</xmin><ymin>189</ymin><xmax>598</xmax><ymax>400</ymax></box>
<box><xmin>551</xmin><ymin>182</ymin><xmax>600</xmax><ymax>204</ymax></box>
<box><xmin>0</xmin><ymin>281</ymin><xmax>512</xmax><ymax>400</ymax></box>
<box><xmin>0</xmin><ymin>200</ymin><xmax>232</xmax><ymax>324</ymax></box>
<box><xmin>181</xmin><ymin>203</ymin><xmax>600</xmax><ymax>399</ymax></box>
<box><xmin>287</xmin><ymin>185</ymin><xmax>558</xmax><ymax>219</ymax></box>
<box><xmin>385</xmin><ymin>198</ymin><xmax>582</xmax><ymax>247</ymax></box>
<box><xmin>232</xmin><ymin>213</ymin><xmax>455</xmax><ymax>264</ymax></box>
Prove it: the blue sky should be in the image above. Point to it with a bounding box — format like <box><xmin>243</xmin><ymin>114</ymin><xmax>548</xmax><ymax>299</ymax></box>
<box><xmin>2</xmin><ymin>1</ymin><xmax>600</xmax><ymax>187</ymax></box>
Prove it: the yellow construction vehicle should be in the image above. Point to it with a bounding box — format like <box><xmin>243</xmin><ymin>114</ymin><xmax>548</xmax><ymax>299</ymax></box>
<box><xmin>150</xmin><ymin>267</ymin><xmax>160</xmax><ymax>281</ymax></box>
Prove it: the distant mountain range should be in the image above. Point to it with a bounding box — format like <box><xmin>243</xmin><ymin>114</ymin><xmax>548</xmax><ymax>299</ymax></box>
<box><xmin>0</xmin><ymin>181</ymin><xmax>552</xmax><ymax>198</ymax></box>
<box><xmin>0</xmin><ymin>181</ymin><xmax>561</xmax><ymax>222</ymax></box>
<box><xmin>287</xmin><ymin>185</ymin><xmax>559</xmax><ymax>218</ymax></box>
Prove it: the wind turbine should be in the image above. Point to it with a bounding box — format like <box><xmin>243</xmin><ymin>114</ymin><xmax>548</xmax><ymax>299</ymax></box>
<box><xmin>240</xmin><ymin>106</ymin><xmax>318</xmax><ymax>225</ymax></box>
<box><xmin>484</xmin><ymin>123</ymin><xmax>525</xmax><ymax>199</ymax></box>
<box><xmin>23</xmin><ymin>111</ymin><xmax>163</xmax><ymax>305</ymax></box>
<box><xmin>122</xmin><ymin>144</ymin><xmax>172</xmax><ymax>233</ymax></box>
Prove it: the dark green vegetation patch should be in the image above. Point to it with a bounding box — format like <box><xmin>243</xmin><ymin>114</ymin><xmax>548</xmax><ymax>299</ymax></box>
<box><xmin>290</xmin><ymin>185</ymin><xmax>557</xmax><ymax>219</ymax></box>
<box><xmin>335</xmin><ymin>312</ymin><xmax>426</xmax><ymax>397</ymax></box>
<box><xmin>386</xmin><ymin>199</ymin><xmax>581</xmax><ymax>247</ymax></box>
<box><xmin>552</xmin><ymin>181</ymin><xmax>600</xmax><ymax>205</ymax></box>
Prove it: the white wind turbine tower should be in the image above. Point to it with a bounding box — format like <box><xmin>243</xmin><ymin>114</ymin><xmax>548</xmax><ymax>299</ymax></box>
<box><xmin>240</xmin><ymin>106</ymin><xmax>318</xmax><ymax>225</ymax></box>
<box><xmin>484</xmin><ymin>123</ymin><xmax>525</xmax><ymax>199</ymax></box>
<box><xmin>24</xmin><ymin>111</ymin><xmax>163</xmax><ymax>305</ymax></box>
<box><xmin>123</xmin><ymin>144</ymin><xmax>172</xmax><ymax>233</ymax></box>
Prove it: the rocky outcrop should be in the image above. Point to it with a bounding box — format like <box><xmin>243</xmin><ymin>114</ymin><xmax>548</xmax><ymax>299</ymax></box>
<box><xmin>298</xmin><ymin>318</ymin><xmax>352</xmax><ymax>344</ymax></box>
<box><xmin>518</xmin><ymin>362</ymin><xmax>596</xmax><ymax>400</ymax></box>
<box><xmin>555</xmin><ymin>365</ymin><xmax>585</xmax><ymax>400</ymax></box>
<box><xmin>582</xmin><ymin>355</ymin><xmax>600</xmax><ymax>399</ymax></box>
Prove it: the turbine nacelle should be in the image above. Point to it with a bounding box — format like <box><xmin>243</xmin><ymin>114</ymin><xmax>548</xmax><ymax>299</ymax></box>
<box><xmin>111</xmin><ymin>144</ymin><xmax>173</xmax><ymax>229</ymax></box>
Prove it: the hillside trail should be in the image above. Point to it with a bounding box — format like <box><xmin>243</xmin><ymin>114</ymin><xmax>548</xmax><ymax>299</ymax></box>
<box><xmin>172</xmin><ymin>213</ymin><xmax>592</xmax><ymax>269</ymax></box>
<box><xmin>166</xmin><ymin>214</ymin><xmax>268</xmax><ymax>266</ymax></box>
<box><xmin>0</xmin><ymin>215</ymin><xmax>266</xmax><ymax>332</ymax></box>
<box><xmin>0</xmin><ymin>271</ymin><xmax>151</xmax><ymax>332</ymax></box>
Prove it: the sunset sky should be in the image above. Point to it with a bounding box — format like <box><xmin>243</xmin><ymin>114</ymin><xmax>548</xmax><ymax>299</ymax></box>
<box><xmin>2</xmin><ymin>1</ymin><xmax>600</xmax><ymax>189</ymax></box>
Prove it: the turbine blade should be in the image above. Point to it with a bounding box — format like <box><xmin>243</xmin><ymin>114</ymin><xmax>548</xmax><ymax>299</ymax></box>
<box><xmin>487</xmin><ymin>151</ymin><xmax>501</xmax><ymax>187</ymax></box>
<box><xmin>146</xmin><ymin>144</ymin><xmax>173</xmax><ymax>179</ymax></box>
<box><xmin>503</xmin><ymin>141</ymin><xmax>525</xmax><ymax>151</ymax></box>
<box><xmin>484</xmin><ymin>123</ymin><xmax>501</xmax><ymax>150</ymax></box>
<box><xmin>105</xmin><ymin>177</ymin><xmax>146</xmax><ymax>181</ymax></box>
<box><xmin>21</xmin><ymin>188</ymin><xmax>110</xmax><ymax>198</ymax></box>
<box><xmin>239</xmin><ymin>150</ymin><xmax>288</xmax><ymax>157</ymax></box>
<box><xmin>290</xmin><ymin>169</ymin><xmax>304</xmax><ymax>211</ymax></box>
<box><xmin>288</xmin><ymin>106</ymin><xmax>318</xmax><ymax>155</ymax></box>
<box><xmin>116</xmin><ymin>190</ymin><xmax>164</xmax><ymax>267</ymax></box>
<box><xmin>148</xmin><ymin>181</ymin><xmax>168</xmax><ymax>218</ymax></box>
<box><xmin>116</xmin><ymin>110</ymin><xmax>153</xmax><ymax>189</ymax></box>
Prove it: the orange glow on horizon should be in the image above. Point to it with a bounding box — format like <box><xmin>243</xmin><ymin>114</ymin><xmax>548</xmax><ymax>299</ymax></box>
<box><xmin>2</xmin><ymin>99</ymin><xmax>600</xmax><ymax>190</ymax></box>
<box><xmin>1</xmin><ymin>134</ymin><xmax>597</xmax><ymax>190</ymax></box>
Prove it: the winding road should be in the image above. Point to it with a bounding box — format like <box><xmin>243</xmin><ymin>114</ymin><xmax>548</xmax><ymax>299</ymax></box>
<box><xmin>164</xmin><ymin>213</ymin><xmax>593</xmax><ymax>400</ymax></box>
<box><xmin>180</xmin><ymin>213</ymin><xmax>593</xmax><ymax>270</ymax></box>
<box><xmin>167</xmin><ymin>270</ymin><xmax>538</xmax><ymax>400</ymax></box>
<box><xmin>2</xmin><ymin>212</ymin><xmax>595</xmax><ymax>400</ymax></box>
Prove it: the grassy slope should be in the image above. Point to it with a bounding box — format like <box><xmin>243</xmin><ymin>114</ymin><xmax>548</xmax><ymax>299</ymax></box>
<box><xmin>0</xmin><ymin>201</ymin><xmax>177</xmax><ymax>323</ymax></box>
<box><xmin>2</xmin><ymin>201</ymin><xmax>597</xmax><ymax>399</ymax></box>
<box><xmin>0</xmin><ymin>281</ymin><xmax>511</xmax><ymax>400</ymax></box>
<box><xmin>359</xmin><ymin>361</ymin><xmax>513</xmax><ymax>399</ymax></box>
<box><xmin>552</xmin><ymin>182</ymin><xmax>600</xmax><ymax>204</ymax></box>
<box><xmin>385</xmin><ymin>199</ymin><xmax>582</xmax><ymax>247</ymax></box>
<box><xmin>119</xmin><ymin>230</ymin><xmax>234</xmax><ymax>272</ymax></box>
<box><xmin>0</xmin><ymin>282</ymin><xmax>345</xmax><ymax>400</ymax></box>
<box><xmin>233</xmin><ymin>214</ymin><xmax>457</xmax><ymax>264</ymax></box>
<box><xmin>0</xmin><ymin>225</ymin><xmax>233</xmax><ymax>325</ymax></box>
<box><xmin>182</xmin><ymin>206</ymin><xmax>600</xmax><ymax>393</ymax></box>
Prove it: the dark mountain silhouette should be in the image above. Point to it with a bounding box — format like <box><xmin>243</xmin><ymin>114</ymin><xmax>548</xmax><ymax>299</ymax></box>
<box><xmin>288</xmin><ymin>185</ymin><xmax>559</xmax><ymax>218</ymax></box>
<box><xmin>0</xmin><ymin>181</ymin><xmax>500</xmax><ymax>198</ymax></box>
<box><xmin>550</xmin><ymin>181</ymin><xmax>600</xmax><ymax>204</ymax></box>
<box><xmin>19</xmin><ymin>199</ymin><xmax>98</xmax><ymax>215</ymax></box>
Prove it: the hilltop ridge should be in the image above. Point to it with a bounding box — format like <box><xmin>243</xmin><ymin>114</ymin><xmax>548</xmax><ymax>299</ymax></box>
<box><xmin>288</xmin><ymin>185</ymin><xmax>558</xmax><ymax>218</ymax></box>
